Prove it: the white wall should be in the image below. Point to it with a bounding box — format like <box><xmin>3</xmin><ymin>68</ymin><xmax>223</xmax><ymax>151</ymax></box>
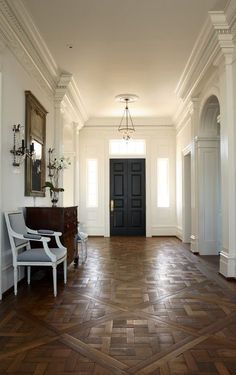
<box><xmin>79</xmin><ymin>125</ymin><xmax>176</xmax><ymax>237</ymax></box>
<box><xmin>0</xmin><ymin>46</ymin><xmax>55</xmax><ymax>294</ymax></box>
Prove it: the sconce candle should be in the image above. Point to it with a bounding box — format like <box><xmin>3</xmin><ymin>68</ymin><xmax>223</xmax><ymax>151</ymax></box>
<box><xmin>30</xmin><ymin>142</ymin><xmax>34</xmax><ymax>153</ymax></box>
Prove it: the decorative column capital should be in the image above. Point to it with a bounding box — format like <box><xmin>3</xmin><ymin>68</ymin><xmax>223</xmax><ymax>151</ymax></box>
<box><xmin>188</xmin><ymin>98</ymin><xmax>200</xmax><ymax>116</ymax></box>
<box><xmin>54</xmin><ymin>73</ymin><xmax>72</xmax><ymax>107</ymax></box>
<box><xmin>54</xmin><ymin>73</ymin><xmax>87</xmax><ymax>126</ymax></box>
<box><xmin>209</xmin><ymin>11</ymin><xmax>234</xmax><ymax>66</ymax></box>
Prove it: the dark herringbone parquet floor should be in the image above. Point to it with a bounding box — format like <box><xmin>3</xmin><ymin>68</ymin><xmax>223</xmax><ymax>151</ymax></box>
<box><xmin>1</xmin><ymin>237</ymin><xmax>236</xmax><ymax>375</ymax></box>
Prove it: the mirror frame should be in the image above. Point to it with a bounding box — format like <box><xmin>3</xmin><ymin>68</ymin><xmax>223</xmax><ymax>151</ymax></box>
<box><xmin>25</xmin><ymin>91</ymin><xmax>48</xmax><ymax>197</ymax></box>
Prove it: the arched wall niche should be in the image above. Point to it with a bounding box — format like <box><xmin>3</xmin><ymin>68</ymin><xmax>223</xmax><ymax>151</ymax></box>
<box><xmin>199</xmin><ymin>95</ymin><xmax>220</xmax><ymax>137</ymax></box>
<box><xmin>196</xmin><ymin>94</ymin><xmax>222</xmax><ymax>255</ymax></box>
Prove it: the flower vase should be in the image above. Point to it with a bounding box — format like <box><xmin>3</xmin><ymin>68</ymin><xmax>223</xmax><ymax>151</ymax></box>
<box><xmin>51</xmin><ymin>191</ymin><xmax>59</xmax><ymax>207</ymax></box>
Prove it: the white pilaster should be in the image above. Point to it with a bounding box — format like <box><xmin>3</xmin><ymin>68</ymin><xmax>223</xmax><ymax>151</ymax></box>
<box><xmin>218</xmin><ymin>58</ymin><xmax>236</xmax><ymax>277</ymax></box>
<box><xmin>53</xmin><ymin>73</ymin><xmax>87</xmax><ymax>207</ymax></box>
<box><xmin>188</xmin><ymin>99</ymin><xmax>200</xmax><ymax>253</ymax></box>
<box><xmin>0</xmin><ymin>44</ymin><xmax>3</xmax><ymax>300</ymax></box>
<box><xmin>197</xmin><ymin>137</ymin><xmax>221</xmax><ymax>255</ymax></box>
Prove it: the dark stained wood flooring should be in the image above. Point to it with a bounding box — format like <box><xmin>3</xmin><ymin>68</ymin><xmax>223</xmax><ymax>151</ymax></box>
<box><xmin>1</xmin><ymin>237</ymin><xmax>236</xmax><ymax>375</ymax></box>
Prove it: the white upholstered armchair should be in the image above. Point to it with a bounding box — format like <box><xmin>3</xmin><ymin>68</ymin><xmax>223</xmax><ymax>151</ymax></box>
<box><xmin>5</xmin><ymin>210</ymin><xmax>67</xmax><ymax>297</ymax></box>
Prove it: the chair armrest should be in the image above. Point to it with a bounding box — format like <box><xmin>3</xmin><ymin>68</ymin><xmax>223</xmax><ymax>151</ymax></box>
<box><xmin>35</xmin><ymin>229</ymin><xmax>64</xmax><ymax>248</ymax></box>
<box><xmin>37</xmin><ymin>230</ymin><xmax>62</xmax><ymax>236</ymax></box>
<box><xmin>37</xmin><ymin>229</ymin><xmax>54</xmax><ymax>235</ymax></box>
<box><xmin>27</xmin><ymin>227</ymin><xmax>62</xmax><ymax>236</ymax></box>
<box><xmin>10</xmin><ymin>230</ymin><xmax>51</xmax><ymax>243</ymax></box>
<box><xmin>24</xmin><ymin>233</ymin><xmax>42</xmax><ymax>240</ymax></box>
<box><xmin>26</xmin><ymin>227</ymin><xmax>65</xmax><ymax>251</ymax></box>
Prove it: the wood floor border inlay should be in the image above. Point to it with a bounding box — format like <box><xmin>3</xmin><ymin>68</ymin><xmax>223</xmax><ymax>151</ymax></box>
<box><xmin>61</xmin><ymin>334</ymin><xmax>130</xmax><ymax>375</ymax></box>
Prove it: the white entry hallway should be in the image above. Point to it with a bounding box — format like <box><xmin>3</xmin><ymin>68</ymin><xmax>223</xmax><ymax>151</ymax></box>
<box><xmin>0</xmin><ymin>0</ymin><xmax>236</xmax><ymax>299</ymax></box>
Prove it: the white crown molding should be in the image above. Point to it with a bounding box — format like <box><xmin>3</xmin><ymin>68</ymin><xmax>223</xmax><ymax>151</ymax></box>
<box><xmin>0</xmin><ymin>0</ymin><xmax>88</xmax><ymax>124</ymax></box>
<box><xmin>12</xmin><ymin>0</ymin><xmax>59</xmax><ymax>79</ymax></box>
<box><xmin>174</xmin><ymin>3</ymin><xmax>235</xmax><ymax>127</ymax></box>
<box><xmin>0</xmin><ymin>0</ymin><xmax>59</xmax><ymax>95</ymax></box>
<box><xmin>225</xmin><ymin>0</ymin><xmax>236</xmax><ymax>30</ymax></box>
<box><xmin>175</xmin><ymin>19</ymin><xmax>219</xmax><ymax>101</ymax></box>
<box><xmin>55</xmin><ymin>73</ymin><xmax>88</xmax><ymax>127</ymax></box>
<box><xmin>85</xmin><ymin>116</ymin><xmax>173</xmax><ymax>127</ymax></box>
<box><xmin>175</xmin><ymin>5</ymin><xmax>235</xmax><ymax>102</ymax></box>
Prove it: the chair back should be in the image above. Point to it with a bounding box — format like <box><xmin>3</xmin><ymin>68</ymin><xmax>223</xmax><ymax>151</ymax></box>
<box><xmin>5</xmin><ymin>211</ymin><xmax>28</xmax><ymax>259</ymax></box>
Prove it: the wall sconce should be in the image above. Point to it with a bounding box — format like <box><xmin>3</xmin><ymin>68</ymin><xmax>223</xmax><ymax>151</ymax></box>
<box><xmin>10</xmin><ymin>124</ymin><xmax>35</xmax><ymax>167</ymax></box>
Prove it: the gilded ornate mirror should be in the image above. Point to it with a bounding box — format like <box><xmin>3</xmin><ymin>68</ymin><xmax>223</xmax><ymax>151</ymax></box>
<box><xmin>25</xmin><ymin>91</ymin><xmax>47</xmax><ymax>197</ymax></box>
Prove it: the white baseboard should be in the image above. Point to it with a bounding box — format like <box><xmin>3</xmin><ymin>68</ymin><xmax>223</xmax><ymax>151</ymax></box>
<box><xmin>198</xmin><ymin>240</ymin><xmax>219</xmax><ymax>255</ymax></box>
<box><xmin>84</xmin><ymin>226</ymin><xmax>104</xmax><ymax>236</ymax></box>
<box><xmin>151</xmin><ymin>226</ymin><xmax>177</xmax><ymax>236</ymax></box>
<box><xmin>220</xmin><ymin>250</ymin><xmax>236</xmax><ymax>278</ymax></box>
<box><xmin>175</xmin><ymin>226</ymin><xmax>183</xmax><ymax>241</ymax></box>
<box><xmin>1</xmin><ymin>262</ymin><xmax>24</xmax><ymax>295</ymax></box>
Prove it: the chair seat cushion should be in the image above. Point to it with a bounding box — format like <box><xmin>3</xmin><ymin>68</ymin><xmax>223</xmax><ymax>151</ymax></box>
<box><xmin>17</xmin><ymin>248</ymin><xmax>66</xmax><ymax>262</ymax></box>
<box><xmin>77</xmin><ymin>232</ymin><xmax>88</xmax><ymax>241</ymax></box>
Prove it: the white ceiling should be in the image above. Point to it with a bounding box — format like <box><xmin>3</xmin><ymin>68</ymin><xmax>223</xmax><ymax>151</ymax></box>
<box><xmin>22</xmin><ymin>0</ymin><xmax>228</xmax><ymax>121</ymax></box>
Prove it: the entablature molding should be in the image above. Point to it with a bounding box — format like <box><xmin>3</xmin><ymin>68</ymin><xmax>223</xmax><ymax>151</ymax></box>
<box><xmin>175</xmin><ymin>5</ymin><xmax>235</xmax><ymax>103</ymax></box>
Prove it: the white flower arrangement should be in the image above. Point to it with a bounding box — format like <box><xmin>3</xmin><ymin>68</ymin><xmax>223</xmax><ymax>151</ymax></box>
<box><xmin>44</xmin><ymin>149</ymin><xmax>71</xmax><ymax>194</ymax></box>
<box><xmin>50</xmin><ymin>156</ymin><xmax>71</xmax><ymax>171</ymax></box>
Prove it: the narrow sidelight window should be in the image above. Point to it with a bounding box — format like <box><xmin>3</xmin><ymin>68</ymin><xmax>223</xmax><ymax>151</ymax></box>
<box><xmin>157</xmin><ymin>158</ymin><xmax>170</xmax><ymax>207</ymax></box>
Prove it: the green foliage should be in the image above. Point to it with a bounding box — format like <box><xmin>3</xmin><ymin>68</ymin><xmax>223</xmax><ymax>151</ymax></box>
<box><xmin>42</xmin><ymin>181</ymin><xmax>64</xmax><ymax>192</ymax></box>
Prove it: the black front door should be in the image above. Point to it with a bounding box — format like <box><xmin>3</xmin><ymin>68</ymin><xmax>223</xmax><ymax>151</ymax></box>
<box><xmin>110</xmin><ymin>159</ymin><xmax>146</xmax><ymax>236</ymax></box>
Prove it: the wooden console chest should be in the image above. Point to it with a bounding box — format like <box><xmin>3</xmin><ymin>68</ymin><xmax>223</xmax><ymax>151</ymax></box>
<box><xmin>25</xmin><ymin>206</ymin><xmax>78</xmax><ymax>265</ymax></box>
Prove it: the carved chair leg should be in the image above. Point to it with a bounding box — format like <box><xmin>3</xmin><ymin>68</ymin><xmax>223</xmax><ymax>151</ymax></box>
<box><xmin>52</xmin><ymin>264</ymin><xmax>57</xmax><ymax>297</ymax></box>
<box><xmin>27</xmin><ymin>266</ymin><xmax>31</xmax><ymax>285</ymax></box>
<box><xmin>14</xmin><ymin>266</ymin><xmax>18</xmax><ymax>296</ymax></box>
<box><xmin>64</xmin><ymin>259</ymin><xmax>67</xmax><ymax>284</ymax></box>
